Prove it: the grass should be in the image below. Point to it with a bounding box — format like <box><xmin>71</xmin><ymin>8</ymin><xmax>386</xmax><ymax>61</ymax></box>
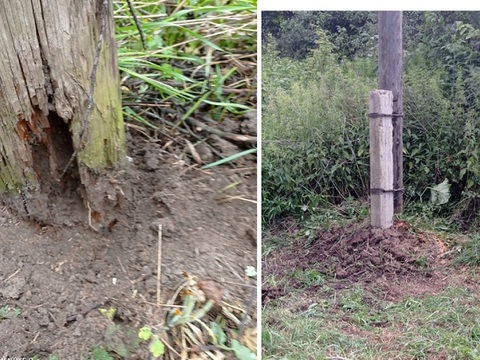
<box><xmin>262</xmin><ymin>207</ymin><xmax>480</xmax><ymax>360</ymax></box>
<box><xmin>455</xmin><ymin>234</ymin><xmax>480</xmax><ymax>267</ymax></box>
<box><xmin>113</xmin><ymin>0</ymin><xmax>257</xmax><ymax>169</ymax></box>
<box><xmin>263</xmin><ymin>285</ymin><xmax>480</xmax><ymax>359</ymax></box>
<box><xmin>114</xmin><ymin>0</ymin><xmax>256</xmax><ymax>128</ymax></box>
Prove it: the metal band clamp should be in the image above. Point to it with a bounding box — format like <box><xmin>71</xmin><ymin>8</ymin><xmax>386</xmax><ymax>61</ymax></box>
<box><xmin>370</xmin><ymin>188</ymin><xmax>404</xmax><ymax>194</ymax></box>
<box><xmin>369</xmin><ymin>112</ymin><xmax>404</xmax><ymax>118</ymax></box>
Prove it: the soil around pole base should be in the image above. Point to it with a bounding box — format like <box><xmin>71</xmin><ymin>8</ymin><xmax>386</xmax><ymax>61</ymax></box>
<box><xmin>0</xmin><ymin>131</ymin><xmax>257</xmax><ymax>357</ymax></box>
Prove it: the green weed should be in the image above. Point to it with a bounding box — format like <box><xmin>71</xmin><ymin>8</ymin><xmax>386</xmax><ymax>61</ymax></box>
<box><xmin>288</xmin><ymin>268</ymin><xmax>325</xmax><ymax>287</ymax></box>
<box><xmin>88</xmin><ymin>346</ymin><xmax>113</xmax><ymax>360</ymax></box>
<box><xmin>114</xmin><ymin>0</ymin><xmax>256</xmax><ymax>122</ymax></box>
<box><xmin>0</xmin><ymin>305</ymin><xmax>20</xmax><ymax>320</ymax></box>
<box><xmin>114</xmin><ymin>0</ymin><xmax>257</xmax><ymax>168</ymax></box>
<box><xmin>456</xmin><ymin>234</ymin><xmax>480</xmax><ymax>267</ymax></box>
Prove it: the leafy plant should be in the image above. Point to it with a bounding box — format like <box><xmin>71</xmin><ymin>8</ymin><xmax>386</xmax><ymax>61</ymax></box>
<box><xmin>430</xmin><ymin>179</ymin><xmax>451</xmax><ymax>206</ymax></box>
<box><xmin>138</xmin><ymin>327</ymin><xmax>165</xmax><ymax>358</ymax></box>
<box><xmin>89</xmin><ymin>346</ymin><xmax>113</xmax><ymax>360</ymax></box>
<box><xmin>0</xmin><ymin>305</ymin><xmax>20</xmax><ymax>320</ymax></box>
<box><xmin>262</xmin><ymin>36</ymin><xmax>374</xmax><ymax>222</ymax></box>
<box><xmin>138</xmin><ymin>274</ymin><xmax>256</xmax><ymax>359</ymax></box>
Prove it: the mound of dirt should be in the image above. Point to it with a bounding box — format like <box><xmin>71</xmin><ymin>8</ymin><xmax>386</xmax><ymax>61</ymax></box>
<box><xmin>263</xmin><ymin>220</ymin><xmax>451</xmax><ymax>303</ymax></box>
<box><xmin>0</xmin><ymin>130</ymin><xmax>257</xmax><ymax>358</ymax></box>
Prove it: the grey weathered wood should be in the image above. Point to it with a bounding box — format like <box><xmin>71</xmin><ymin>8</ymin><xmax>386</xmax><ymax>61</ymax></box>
<box><xmin>370</xmin><ymin>90</ymin><xmax>394</xmax><ymax>229</ymax></box>
<box><xmin>0</xmin><ymin>0</ymin><xmax>126</xmax><ymax>224</ymax></box>
<box><xmin>378</xmin><ymin>11</ymin><xmax>403</xmax><ymax>214</ymax></box>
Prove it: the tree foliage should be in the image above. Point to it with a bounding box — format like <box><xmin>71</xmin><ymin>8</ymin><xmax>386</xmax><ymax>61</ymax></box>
<box><xmin>262</xmin><ymin>11</ymin><xmax>376</xmax><ymax>59</ymax></box>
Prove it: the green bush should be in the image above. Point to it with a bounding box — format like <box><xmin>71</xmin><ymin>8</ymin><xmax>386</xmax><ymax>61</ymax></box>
<box><xmin>262</xmin><ymin>36</ymin><xmax>375</xmax><ymax>222</ymax></box>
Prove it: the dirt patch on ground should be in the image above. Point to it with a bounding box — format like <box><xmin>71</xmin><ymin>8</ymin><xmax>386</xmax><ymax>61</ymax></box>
<box><xmin>0</xmin><ymin>124</ymin><xmax>257</xmax><ymax>358</ymax></box>
<box><xmin>262</xmin><ymin>219</ymin><xmax>461</xmax><ymax>304</ymax></box>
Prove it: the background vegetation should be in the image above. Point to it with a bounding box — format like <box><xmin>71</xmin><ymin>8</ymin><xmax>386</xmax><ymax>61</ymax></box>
<box><xmin>262</xmin><ymin>11</ymin><xmax>480</xmax><ymax>231</ymax></box>
<box><xmin>116</xmin><ymin>0</ymin><xmax>257</xmax><ymax>166</ymax></box>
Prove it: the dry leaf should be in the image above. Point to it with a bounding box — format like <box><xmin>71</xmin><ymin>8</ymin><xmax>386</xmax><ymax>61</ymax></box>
<box><xmin>240</xmin><ymin>326</ymin><xmax>257</xmax><ymax>352</ymax></box>
<box><xmin>185</xmin><ymin>139</ymin><xmax>202</xmax><ymax>165</ymax></box>
<box><xmin>197</xmin><ymin>279</ymin><xmax>223</xmax><ymax>305</ymax></box>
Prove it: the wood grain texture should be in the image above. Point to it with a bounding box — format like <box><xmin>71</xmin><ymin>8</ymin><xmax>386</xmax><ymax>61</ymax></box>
<box><xmin>0</xmin><ymin>0</ymin><xmax>125</xmax><ymax>223</ymax></box>
<box><xmin>378</xmin><ymin>11</ymin><xmax>404</xmax><ymax>214</ymax></box>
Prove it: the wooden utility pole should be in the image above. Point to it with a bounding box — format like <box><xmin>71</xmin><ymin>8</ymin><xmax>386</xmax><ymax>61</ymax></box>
<box><xmin>369</xmin><ymin>90</ymin><xmax>394</xmax><ymax>229</ymax></box>
<box><xmin>0</xmin><ymin>0</ymin><xmax>126</xmax><ymax>225</ymax></box>
<box><xmin>378</xmin><ymin>11</ymin><xmax>404</xmax><ymax>214</ymax></box>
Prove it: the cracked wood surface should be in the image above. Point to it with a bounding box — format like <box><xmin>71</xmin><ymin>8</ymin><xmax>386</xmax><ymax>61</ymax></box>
<box><xmin>0</xmin><ymin>0</ymin><xmax>126</xmax><ymax>224</ymax></box>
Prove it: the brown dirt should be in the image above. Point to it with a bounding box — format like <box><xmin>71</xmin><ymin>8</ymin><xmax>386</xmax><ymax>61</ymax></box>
<box><xmin>262</xmin><ymin>219</ymin><xmax>464</xmax><ymax>304</ymax></box>
<box><xmin>0</xmin><ymin>124</ymin><xmax>257</xmax><ymax>358</ymax></box>
<box><xmin>263</xmin><ymin>218</ymin><xmax>480</xmax><ymax>359</ymax></box>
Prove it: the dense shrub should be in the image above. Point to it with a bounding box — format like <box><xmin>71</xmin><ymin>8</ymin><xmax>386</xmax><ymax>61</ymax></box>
<box><xmin>262</xmin><ymin>36</ymin><xmax>375</xmax><ymax>222</ymax></box>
